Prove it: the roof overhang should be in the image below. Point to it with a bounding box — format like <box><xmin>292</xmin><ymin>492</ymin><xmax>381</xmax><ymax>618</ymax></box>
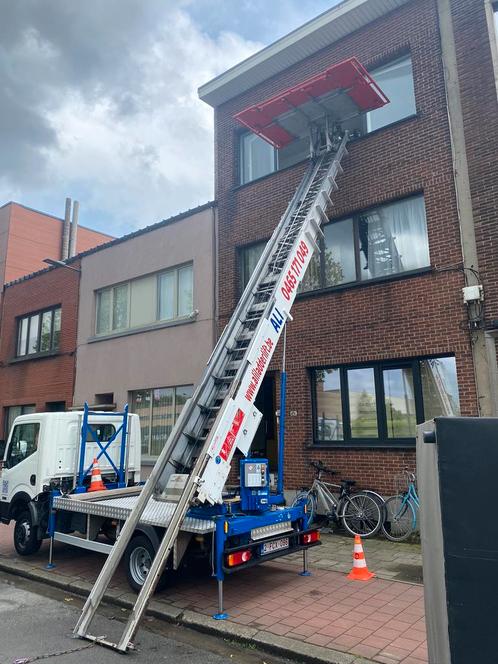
<box><xmin>234</xmin><ymin>58</ymin><xmax>388</xmax><ymax>148</ymax></box>
<box><xmin>198</xmin><ymin>0</ymin><xmax>411</xmax><ymax>108</ymax></box>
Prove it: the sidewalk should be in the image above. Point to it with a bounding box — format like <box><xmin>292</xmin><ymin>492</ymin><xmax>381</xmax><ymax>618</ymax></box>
<box><xmin>0</xmin><ymin>526</ymin><xmax>427</xmax><ymax>664</ymax></box>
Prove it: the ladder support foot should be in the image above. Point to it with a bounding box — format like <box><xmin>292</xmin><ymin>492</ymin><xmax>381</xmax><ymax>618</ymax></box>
<box><xmin>213</xmin><ymin>612</ymin><xmax>229</xmax><ymax>620</ymax></box>
<box><xmin>299</xmin><ymin>571</ymin><xmax>312</xmax><ymax>577</ymax></box>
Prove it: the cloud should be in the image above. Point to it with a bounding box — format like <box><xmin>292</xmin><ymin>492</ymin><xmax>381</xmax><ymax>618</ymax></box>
<box><xmin>0</xmin><ymin>1</ymin><xmax>337</xmax><ymax>236</ymax></box>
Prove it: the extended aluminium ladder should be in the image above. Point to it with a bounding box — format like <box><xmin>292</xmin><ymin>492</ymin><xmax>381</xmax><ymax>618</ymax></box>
<box><xmin>74</xmin><ymin>131</ymin><xmax>350</xmax><ymax>651</ymax></box>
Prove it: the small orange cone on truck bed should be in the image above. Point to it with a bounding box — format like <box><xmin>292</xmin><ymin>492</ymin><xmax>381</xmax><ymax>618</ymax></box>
<box><xmin>88</xmin><ymin>457</ymin><xmax>106</xmax><ymax>492</ymax></box>
<box><xmin>347</xmin><ymin>534</ymin><xmax>375</xmax><ymax>581</ymax></box>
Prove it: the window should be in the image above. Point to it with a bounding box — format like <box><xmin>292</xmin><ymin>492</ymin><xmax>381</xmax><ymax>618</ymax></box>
<box><xmin>239</xmin><ymin>55</ymin><xmax>416</xmax><ymax>185</ymax></box>
<box><xmin>4</xmin><ymin>405</ymin><xmax>36</xmax><ymax>438</ymax></box>
<box><xmin>301</xmin><ymin>195</ymin><xmax>429</xmax><ymax>293</ymax></box>
<box><xmin>95</xmin><ymin>263</ymin><xmax>193</xmax><ymax>336</ymax></box>
<box><xmin>240</xmin><ymin>196</ymin><xmax>429</xmax><ymax>294</ymax></box>
<box><xmin>159</xmin><ymin>264</ymin><xmax>193</xmax><ymax>320</ymax></box>
<box><xmin>367</xmin><ymin>55</ymin><xmax>416</xmax><ymax>132</ymax></box>
<box><xmin>85</xmin><ymin>424</ymin><xmax>116</xmax><ymax>443</ymax></box>
<box><xmin>488</xmin><ymin>1</ymin><xmax>498</xmax><ymax>96</ymax></box>
<box><xmin>16</xmin><ymin>307</ymin><xmax>61</xmax><ymax>357</ymax></box>
<box><xmin>240</xmin><ymin>133</ymin><xmax>276</xmax><ymax>184</ymax></box>
<box><xmin>312</xmin><ymin>356</ymin><xmax>460</xmax><ymax>446</ymax></box>
<box><xmin>5</xmin><ymin>422</ymin><xmax>40</xmax><ymax>469</ymax></box>
<box><xmin>131</xmin><ymin>385</ymin><xmax>193</xmax><ymax>458</ymax></box>
<box><xmin>240</xmin><ymin>242</ymin><xmax>266</xmax><ymax>290</ymax></box>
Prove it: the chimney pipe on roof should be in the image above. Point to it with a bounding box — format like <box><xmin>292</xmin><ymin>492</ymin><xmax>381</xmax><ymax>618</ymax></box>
<box><xmin>69</xmin><ymin>200</ymin><xmax>79</xmax><ymax>257</ymax></box>
<box><xmin>62</xmin><ymin>197</ymin><xmax>71</xmax><ymax>260</ymax></box>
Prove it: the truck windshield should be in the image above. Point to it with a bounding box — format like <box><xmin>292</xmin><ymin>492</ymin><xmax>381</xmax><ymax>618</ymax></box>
<box><xmin>6</xmin><ymin>423</ymin><xmax>40</xmax><ymax>469</ymax></box>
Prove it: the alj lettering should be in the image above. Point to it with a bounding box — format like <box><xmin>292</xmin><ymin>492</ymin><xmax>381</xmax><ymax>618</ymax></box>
<box><xmin>280</xmin><ymin>239</ymin><xmax>309</xmax><ymax>301</ymax></box>
<box><xmin>244</xmin><ymin>338</ymin><xmax>274</xmax><ymax>402</ymax></box>
<box><xmin>270</xmin><ymin>307</ymin><xmax>284</xmax><ymax>333</ymax></box>
<box><xmin>219</xmin><ymin>408</ymin><xmax>245</xmax><ymax>462</ymax></box>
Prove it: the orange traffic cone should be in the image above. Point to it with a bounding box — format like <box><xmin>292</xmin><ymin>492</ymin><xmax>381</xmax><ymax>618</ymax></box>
<box><xmin>88</xmin><ymin>457</ymin><xmax>106</xmax><ymax>492</ymax></box>
<box><xmin>347</xmin><ymin>534</ymin><xmax>375</xmax><ymax>581</ymax></box>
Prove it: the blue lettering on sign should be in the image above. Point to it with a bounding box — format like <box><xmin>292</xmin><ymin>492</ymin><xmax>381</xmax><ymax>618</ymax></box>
<box><xmin>270</xmin><ymin>307</ymin><xmax>284</xmax><ymax>333</ymax></box>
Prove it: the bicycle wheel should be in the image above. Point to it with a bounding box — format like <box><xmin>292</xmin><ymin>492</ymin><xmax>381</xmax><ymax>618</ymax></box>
<box><xmin>381</xmin><ymin>495</ymin><xmax>417</xmax><ymax>542</ymax></box>
<box><xmin>341</xmin><ymin>492</ymin><xmax>382</xmax><ymax>538</ymax></box>
<box><xmin>292</xmin><ymin>491</ymin><xmax>317</xmax><ymax>525</ymax></box>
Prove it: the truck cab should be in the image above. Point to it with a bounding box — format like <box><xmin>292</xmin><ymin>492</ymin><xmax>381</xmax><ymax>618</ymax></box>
<box><xmin>0</xmin><ymin>411</ymin><xmax>141</xmax><ymax>555</ymax></box>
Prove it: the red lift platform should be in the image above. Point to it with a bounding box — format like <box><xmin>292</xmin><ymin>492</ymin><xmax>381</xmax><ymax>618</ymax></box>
<box><xmin>234</xmin><ymin>57</ymin><xmax>388</xmax><ymax>149</ymax></box>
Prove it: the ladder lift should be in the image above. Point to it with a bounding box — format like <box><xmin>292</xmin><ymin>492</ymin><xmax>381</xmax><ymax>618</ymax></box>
<box><xmin>74</xmin><ymin>57</ymin><xmax>389</xmax><ymax>651</ymax></box>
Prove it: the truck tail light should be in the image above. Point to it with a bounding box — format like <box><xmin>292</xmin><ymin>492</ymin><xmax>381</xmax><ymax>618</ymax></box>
<box><xmin>226</xmin><ymin>549</ymin><xmax>252</xmax><ymax>567</ymax></box>
<box><xmin>300</xmin><ymin>531</ymin><xmax>320</xmax><ymax>545</ymax></box>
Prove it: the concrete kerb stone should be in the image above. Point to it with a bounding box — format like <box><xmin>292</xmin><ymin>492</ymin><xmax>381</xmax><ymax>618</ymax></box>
<box><xmin>0</xmin><ymin>557</ymin><xmax>378</xmax><ymax>664</ymax></box>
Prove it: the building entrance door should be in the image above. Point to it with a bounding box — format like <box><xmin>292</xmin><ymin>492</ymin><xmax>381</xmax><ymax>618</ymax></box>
<box><xmin>251</xmin><ymin>374</ymin><xmax>278</xmax><ymax>470</ymax></box>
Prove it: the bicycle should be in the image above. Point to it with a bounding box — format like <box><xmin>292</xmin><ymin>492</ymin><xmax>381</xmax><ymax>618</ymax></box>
<box><xmin>292</xmin><ymin>461</ymin><xmax>383</xmax><ymax>538</ymax></box>
<box><xmin>381</xmin><ymin>469</ymin><xmax>419</xmax><ymax>541</ymax></box>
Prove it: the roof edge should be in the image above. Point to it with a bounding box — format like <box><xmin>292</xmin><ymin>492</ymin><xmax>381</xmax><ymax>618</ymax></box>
<box><xmin>3</xmin><ymin>200</ymin><xmax>216</xmax><ymax>290</ymax></box>
<box><xmin>198</xmin><ymin>0</ymin><xmax>410</xmax><ymax>107</ymax></box>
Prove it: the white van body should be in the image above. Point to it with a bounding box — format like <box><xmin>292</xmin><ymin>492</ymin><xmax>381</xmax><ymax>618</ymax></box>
<box><xmin>1</xmin><ymin>411</ymin><xmax>141</xmax><ymax>507</ymax></box>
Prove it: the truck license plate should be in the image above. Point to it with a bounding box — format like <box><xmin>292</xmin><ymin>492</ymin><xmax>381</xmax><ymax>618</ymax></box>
<box><xmin>261</xmin><ymin>537</ymin><xmax>289</xmax><ymax>555</ymax></box>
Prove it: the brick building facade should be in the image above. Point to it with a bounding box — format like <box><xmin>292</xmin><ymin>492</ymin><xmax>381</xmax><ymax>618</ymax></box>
<box><xmin>200</xmin><ymin>0</ymin><xmax>497</xmax><ymax>493</ymax></box>
<box><xmin>0</xmin><ymin>262</ymin><xmax>80</xmax><ymax>439</ymax></box>
<box><xmin>0</xmin><ymin>202</ymin><xmax>111</xmax><ymax>285</ymax></box>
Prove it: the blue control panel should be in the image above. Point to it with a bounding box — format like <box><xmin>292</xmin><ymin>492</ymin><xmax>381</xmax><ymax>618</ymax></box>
<box><xmin>240</xmin><ymin>458</ymin><xmax>270</xmax><ymax>512</ymax></box>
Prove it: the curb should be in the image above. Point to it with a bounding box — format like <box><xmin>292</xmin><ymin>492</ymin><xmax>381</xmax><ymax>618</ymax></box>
<box><xmin>0</xmin><ymin>557</ymin><xmax>374</xmax><ymax>664</ymax></box>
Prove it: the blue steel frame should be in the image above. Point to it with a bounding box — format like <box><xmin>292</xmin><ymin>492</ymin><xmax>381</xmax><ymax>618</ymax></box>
<box><xmin>75</xmin><ymin>402</ymin><xmax>129</xmax><ymax>493</ymax></box>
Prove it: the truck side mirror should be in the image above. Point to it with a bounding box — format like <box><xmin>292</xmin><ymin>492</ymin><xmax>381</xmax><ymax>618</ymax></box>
<box><xmin>0</xmin><ymin>440</ymin><xmax>5</xmax><ymax>459</ymax></box>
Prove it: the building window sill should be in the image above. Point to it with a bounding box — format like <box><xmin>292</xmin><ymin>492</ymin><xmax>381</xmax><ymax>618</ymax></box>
<box><xmin>307</xmin><ymin>440</ymin><xmax>416</xmax><ymax>450</ymax></box>
<box><xmin>88</xmin><ymin>313</ymin><xmax>198</xmax><ymax>344</ymax></box>
<box><xmin>296</xmin><ymin>266</ymin><xmax>433</xmax><ymax>301</ymax></box>
<box><xmin>10</xmin><ymin>350</ymin><xmax>60</xmax><ymax>364</ymax></box>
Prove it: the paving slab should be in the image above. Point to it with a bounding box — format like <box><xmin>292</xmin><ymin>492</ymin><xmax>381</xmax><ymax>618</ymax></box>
<box><xmin>0</xmin><ymin>523</ymin><xmax>427</xmax><ymax>664</ymax></box>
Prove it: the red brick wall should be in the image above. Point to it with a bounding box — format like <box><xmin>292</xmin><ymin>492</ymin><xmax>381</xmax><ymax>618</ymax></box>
<box><xmin>0</xmin><ymin>263</ymin><xmax>80</xmax><ymax>436</ymax></box>
<box><xmin>214</xmin><ymin>0</ymin><xmax>478</xmax><ymax>493</ymax></box>
<box><xmin>4</xmin><ymin>204</ymin><xmax>112</xmax><ymax>283</ymax></box>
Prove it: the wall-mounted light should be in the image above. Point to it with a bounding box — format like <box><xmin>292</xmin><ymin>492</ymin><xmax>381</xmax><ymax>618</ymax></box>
<box><xmin>43</xmin><ymin>258</ymin><xmax>81</xmax><ymax>273</ymax></box>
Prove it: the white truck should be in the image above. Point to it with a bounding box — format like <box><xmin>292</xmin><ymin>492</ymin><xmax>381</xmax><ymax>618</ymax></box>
<box><xmin>0</xmin><ymin>410</ymin><xmax>141</xmax><ymax>556</ymax></box>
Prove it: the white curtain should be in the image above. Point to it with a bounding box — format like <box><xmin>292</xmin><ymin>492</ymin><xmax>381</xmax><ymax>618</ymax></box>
<box><xmin>361</xmin><ymin>196</ymin><xmax>429</xmax><ymax>279</ymax></box>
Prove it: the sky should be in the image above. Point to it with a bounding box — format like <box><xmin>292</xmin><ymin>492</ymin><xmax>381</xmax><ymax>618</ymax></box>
<box><xmin>0</xmin><ymin>0</ymin><xmax>339</xmax><ymax>237</ymax></box>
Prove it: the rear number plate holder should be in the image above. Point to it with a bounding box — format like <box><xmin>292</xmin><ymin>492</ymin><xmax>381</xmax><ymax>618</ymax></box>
<box><xmin>261</xmin><ymin>537</ymin><xmax>289</xmax><ymax>555</ymax></box>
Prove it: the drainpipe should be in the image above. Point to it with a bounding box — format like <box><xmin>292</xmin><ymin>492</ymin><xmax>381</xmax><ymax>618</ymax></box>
<box><xmin>69</xmin><ymin>200</ymin><xmax>79</xmax><ymax>258</ymax></box>
<box><xmin>62</xmin><ymin>197</ymin><xmax>71</xmax><ymax>260</ymax></box>
<box><xmin>436</xmin><ymin>0</ymin><xmax>494</xmax><ymax>416</ymax></box>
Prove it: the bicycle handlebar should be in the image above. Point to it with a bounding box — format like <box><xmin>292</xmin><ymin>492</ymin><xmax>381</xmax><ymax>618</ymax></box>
<box><xmin>310</xmin><ymin>460</ymin><xmax>336</xmax><ymax>475</ymax></box>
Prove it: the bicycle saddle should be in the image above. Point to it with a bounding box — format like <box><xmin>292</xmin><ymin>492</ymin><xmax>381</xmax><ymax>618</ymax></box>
<box><xmin>341</xmin><ymin>479</ymin><xmax>356</xmax><ymax>487</ymax></box>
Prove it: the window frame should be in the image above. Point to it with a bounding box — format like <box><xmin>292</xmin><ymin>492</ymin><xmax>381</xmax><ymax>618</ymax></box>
<box><xmin>238</xmin><ymin>193</ymin><xmax>430</xmax><ymax>295</ymax></box>
<box><xmin>237</xmin><ymin>52</ymin><xmax>417</xmax><ymax>187</ymax></box>
<box><xmin>5</xmin><ymin>421</ymin><xmax>40</xmax><ymax>469</ymax></box>
<box><xmin>130</xmin><ymin>384</ymin><xmax>194</xmax><ymax>459</ymax></box>
<box><xmin>310</xmin><ymin>355</ymin><xmax>457</xmax><ymax>449</ymax></box>
<box><xmin>16</xmin><ymin>306</ymin><xmax>62</xmax><ymax>358</ymax></box>
<box><xmin>305</xmin><ymin>193</ymin><xmax>429</xmax><ymax>293</ymax></box>
<box><xmin>486</xmin><ymin>0</ymin><xmax>498</xmax><ymax>97</ymax></box>
<box><xmin>157</xmin><ymin>262</ymin><xmax>194</xmax><ymax>322</ymax></box>
<box><xmin>4</xmin><ymin>405</ymin><xmax>36</xmax><ymax>439</ymax></box>
<box><xmin>94</xmin><ymin>262</ymin><xmax>194</xmax><ymax>337</ymax></box>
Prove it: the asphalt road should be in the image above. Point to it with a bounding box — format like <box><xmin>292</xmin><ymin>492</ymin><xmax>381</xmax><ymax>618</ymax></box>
<box><xmin>0</xmin><ymin>575</ymin><xmax>293</xmax><ymax>664</ymax></box>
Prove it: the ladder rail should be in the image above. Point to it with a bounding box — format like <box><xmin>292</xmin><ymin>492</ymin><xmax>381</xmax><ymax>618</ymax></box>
<box><xmin>74</xmin><ymin>133</ymin><xmax>350</xmax><ymax>649</ymax></box>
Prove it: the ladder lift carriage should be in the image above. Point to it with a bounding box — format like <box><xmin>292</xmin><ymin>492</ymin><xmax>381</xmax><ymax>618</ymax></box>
<box><xmin>73</xmin><ymin>57</ymin><xmax>389</xmax><ymax>651</ymax></box>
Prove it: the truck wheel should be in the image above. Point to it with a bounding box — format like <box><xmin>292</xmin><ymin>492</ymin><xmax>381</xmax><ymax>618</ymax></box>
<box><xmin>14</xmin><ymin>511</ymin><xmax>42</xmax><ymax>556</ymax></box>
<box><xmin>124</xmin><ymin>535</ymin><xmax>169</xmax><ymax>594</ymax></box>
